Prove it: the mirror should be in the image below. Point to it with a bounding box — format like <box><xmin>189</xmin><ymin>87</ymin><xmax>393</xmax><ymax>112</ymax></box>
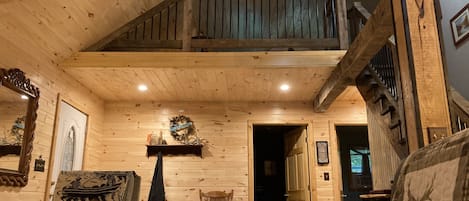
<box><xmin>0</xmin><ymin>68</ymin><xmax>39</xmax><ymax>187</ymax></box>
<box><xmin>0</xmin><ymin>86</ymin><xmax>27</xmax><ymax>169</ymax></box>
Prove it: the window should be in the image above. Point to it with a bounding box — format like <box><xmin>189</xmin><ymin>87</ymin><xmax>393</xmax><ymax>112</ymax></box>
<box><xmin>349</xmin><ymin>148</ymin><xmax>371</xmax><ymax>174</ymax></box>
<box><xmin>61</xmin><ymin>126</ymin><xmax>76</xmax><ymax>171</ymax></box>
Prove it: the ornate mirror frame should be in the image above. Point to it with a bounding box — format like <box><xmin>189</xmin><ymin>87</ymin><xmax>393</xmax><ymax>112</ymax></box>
<box><xmin>0</xmin><ymin>68</ymin><xmax>40</xmax><ymax>186</ymax></box>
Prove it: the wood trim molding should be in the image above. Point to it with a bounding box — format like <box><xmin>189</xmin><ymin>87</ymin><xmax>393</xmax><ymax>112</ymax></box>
<box><xmin>328</xmin><ymin>121</ymin><xmax>367</xmax><ymax>201</ymax></box>
<box><xmin>60</xmin><ymin>51</ymin><xmax>346</xmax><ymax>69</ymax></box>
<box><xmin>43</xmin><ymin>94</ymin><xmax>91</xmax><ymax>201</ymax></box>
<box><xmin>247</xmin><ymin>120</ymin><xmax>313</xmax><ymax>201</ymax></box>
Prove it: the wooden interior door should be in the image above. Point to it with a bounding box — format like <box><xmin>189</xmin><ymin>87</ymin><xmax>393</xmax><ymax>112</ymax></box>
<box><xmin>48</xmin><ymin>101</ymin><xmax>88</xmax><ymax>200</ymax></box>
<box><xmin>284</xmin><ymin>127</ymin><xmax>311</xmax><ymax>201</ymax></box>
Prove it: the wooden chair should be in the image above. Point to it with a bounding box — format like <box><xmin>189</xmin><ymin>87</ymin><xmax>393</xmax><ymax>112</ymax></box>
<box><xmin>199</xmin><ymin>189</ymin><xmax>234</xmax><ymax>201</ymax></box>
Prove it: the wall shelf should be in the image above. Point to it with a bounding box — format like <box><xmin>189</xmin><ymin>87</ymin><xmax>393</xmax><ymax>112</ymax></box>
<box><xmin>0</xmin><ymin>145</ymin><xmax>21</xmax><ymax>157</ymax></box>
<box><xmin>146</xmin><ymin>144</ymin><xmax>203</xmax><ymax>157</ymax></box>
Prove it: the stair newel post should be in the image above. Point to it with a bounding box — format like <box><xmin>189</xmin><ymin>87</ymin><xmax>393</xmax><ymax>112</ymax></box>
<box><xmin>391</xmin><ymin>0</ymin><xmax>451</xmax><ymax>151</ymax></box>
<box><xmin>335</xmin><ymin>0</ymin><xmax>349</xmax><ymax>49</ymax></box>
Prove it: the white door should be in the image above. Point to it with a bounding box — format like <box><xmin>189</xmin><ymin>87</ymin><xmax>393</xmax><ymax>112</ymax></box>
<box><xmin>284</xmin><ymin>127</ymin><xmax>311</xmax><ymax>201</ymax></box>
<box><xmin>49</xmin><ymin>101</ymin><xmax>88</xmax><ymax>200</ymax></box>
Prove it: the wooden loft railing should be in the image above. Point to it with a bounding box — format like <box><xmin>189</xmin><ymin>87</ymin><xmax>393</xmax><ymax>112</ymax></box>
<box><xmin>449</xmin><ymin>88</ymin><xmax>469</xmax><ymax>133</ymax></box>
<box><xmin>86</xmin><ymin>0</ymin><xmax>348</xmax><ymax>51</ymax></box>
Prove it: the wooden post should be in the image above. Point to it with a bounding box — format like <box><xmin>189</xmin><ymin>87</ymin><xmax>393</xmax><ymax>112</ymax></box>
<box><xmin>391</xmin><ymin>0</ymin><xmax>451</xmax><ymax>152</ymax></box>
<box><xmin>182</xmin><ymin>0</ymin><xmax>193</xmax><ymax>51</ymax></box>
<box><xmin>335</xmin><ymin>0</ymin><xmax>349</xmax><ymax>49</ymax></box>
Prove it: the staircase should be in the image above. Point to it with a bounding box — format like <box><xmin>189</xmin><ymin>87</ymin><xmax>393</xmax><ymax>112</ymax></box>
<box><xmin>449</xmin><ymin>87</ymin><xmax>469</xmax><ymax>133</ymax></box>
<box><xmin>356</xmin><ymin>66</ymin><xmax>408</xmax><ymax>159</ymax></box>
<box><xmin>348</xmin><ymin>2</ymin><xmax>408</xmax><ymax>158</ymax></box>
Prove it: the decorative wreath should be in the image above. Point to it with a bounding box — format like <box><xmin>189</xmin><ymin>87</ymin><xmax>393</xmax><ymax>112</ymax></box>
<box><xmin>169</xmin><ymin>115</ymin><xmax>200</xmax><ymax>144</ymax></box>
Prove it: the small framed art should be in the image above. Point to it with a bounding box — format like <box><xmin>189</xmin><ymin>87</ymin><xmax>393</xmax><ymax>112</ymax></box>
<box><xmin>316</xmin><ymin>141</ymin><xmax>329</xmax><ymax>164</ymax></box>
<box><xmin>450</xmin><ymin>4</ymin><xmax>469</xmax><ymax>46</ymax></box>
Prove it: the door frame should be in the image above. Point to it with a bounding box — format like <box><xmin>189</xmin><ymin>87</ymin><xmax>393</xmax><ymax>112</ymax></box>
<box><xmin>329</xmin><ymin>121</ymin><xmax>367</xmax><ymax>201</ymax></box>
<box><xmin>43</xmin><ymin>93</ymin><xmax>91</xmax><ymax>201</ymax></box>
<box><xmin>248</xmin><ymin>120</ymin><xmax>314</xmax><ymax>201</ymax></box>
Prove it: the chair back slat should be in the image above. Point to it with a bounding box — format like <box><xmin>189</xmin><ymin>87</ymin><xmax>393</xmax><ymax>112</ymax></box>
<box><xmin>199</xmin><ymin>190</ymin><xmax>233</xmax><ymax>201</ymax></box>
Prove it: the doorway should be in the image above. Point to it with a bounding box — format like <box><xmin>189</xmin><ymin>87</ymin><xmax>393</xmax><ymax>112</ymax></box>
<box><xmin>336</xmin><ymin>126</ymin><xmax>372</xmax><ymax>201</ymax></box>
<box><xmin>253</xmin><ymin>125</ymin><xmax>311</xmax><ymax>201</ymax></box>
<box><xmin>47</xmin><ymin>100</ymin><xmax>88</xmax><ymax>200</ymax></box>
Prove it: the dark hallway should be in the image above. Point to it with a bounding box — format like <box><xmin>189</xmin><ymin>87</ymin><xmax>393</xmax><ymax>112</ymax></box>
<box><xmin>253</xmin><ymin>125</ymin><xmax>302</xmax><ymax>201</ymax></box>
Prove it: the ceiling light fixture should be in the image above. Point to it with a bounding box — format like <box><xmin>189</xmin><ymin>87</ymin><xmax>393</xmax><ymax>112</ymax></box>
<box><xmin>20</xmin><ymin>95</ymin><xmax>29</xmax><ymax>100</ymax></box>
<box><xmin>138</xmin><ymin>84</ymin><xmax>148</xmax><ymax>92</ymax></box>
<box><xmin>280</xmin><ymin>84</ymin><xmax>290</xmax><ymax>91</ymax></box>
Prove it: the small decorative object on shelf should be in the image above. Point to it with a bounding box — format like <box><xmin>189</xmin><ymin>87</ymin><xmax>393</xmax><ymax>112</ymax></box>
<box><xmin>169</xmin><ymin>115</ymin><xmax>202</xmax><ymax>145</ymax></box>
<box><xmin>147</xmin><ymin>131</ymin><xmax>167</xmax><ymax>145</ymax></box>
<box><xmin>146</xmin><ymin>115</ymin><xmax>205</xmax><ymax>158</ymax></box>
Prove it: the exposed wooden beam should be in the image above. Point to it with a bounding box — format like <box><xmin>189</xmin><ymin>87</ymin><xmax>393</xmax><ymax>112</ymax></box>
<box><xmin>313</xmin><ymin>0</ymin><xmax>394</xmax><ymax>112</ymax></box>
<box><xmin>191</xmin><ymin>39</ymin><xmax>340</xmax><ymax>49</ymax></box>
<box><xmin>105</xmin><ymin>40</ymin><xmax>183</xmax><ymax>50</ymax></box>
<box><xmin>60</xmin><ymin>51</ymin><xmax>346</xmax><ymax>69</ymax></box>
<box><xmin>392</xmin><ymin>0</ymin><xmax>451</xmax><ymax>150</ymax></box>
<box><xmin>101</xmin><ymin>38</ymin><xmax>340</xmax><ymax>51</ymax></box>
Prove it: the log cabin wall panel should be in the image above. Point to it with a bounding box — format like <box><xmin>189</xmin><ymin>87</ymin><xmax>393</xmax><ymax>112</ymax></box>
<box><xmin>0</xmin><ymin>37</ymin><xmax>105</xmax><ymax>200</ymax></box>
<box><xmin>100</xmin><ymin>98</ymin><xmax>366</xmax><ymax>201</ymax></box>
<box><xmin>0</xmin><ymin>0</ymin><xmax>164</xmax><ymax>198</ymax></box>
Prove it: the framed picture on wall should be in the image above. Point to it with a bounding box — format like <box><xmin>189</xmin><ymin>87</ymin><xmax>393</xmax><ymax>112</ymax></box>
<box><xmin>450</xmin><ymin>3</ymin><xmax>469</xmax><ymax>46</ymax></box>
<box><xmin>316</xmin><ymin>141</ymin><xmax>329</xmax><ymax>164</ymax></box>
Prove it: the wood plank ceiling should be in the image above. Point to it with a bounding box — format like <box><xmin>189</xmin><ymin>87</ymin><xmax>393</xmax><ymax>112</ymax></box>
<box><xmin>0</xmin><ymin>0</ymin><xmax>163</xmax><ymax>65</ymax></box>
<box><xmin>60</xmin><ymin>51</ymin><xmax>364</xmax><ymax>102</ymax></box>
<box><xmin>0</xmin><ymin>0</ymin><xmax>363</xmax><ymax>103</ymax></box>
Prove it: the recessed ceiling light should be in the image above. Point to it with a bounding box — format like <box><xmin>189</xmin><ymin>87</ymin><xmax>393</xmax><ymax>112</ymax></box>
<box><xmin>20</xmin><ymin>95</ymin><xmax>29</xmax><ymax>100</ymax></box>
<box><xmin>138</xmin><ymin>84</ymin><xmax>148</xmax><ymax>92</ymax></box>
<box><xmin>280</xmin><ymin>84</ymin><xmax>290</xmax><ymax>91</ymax></box>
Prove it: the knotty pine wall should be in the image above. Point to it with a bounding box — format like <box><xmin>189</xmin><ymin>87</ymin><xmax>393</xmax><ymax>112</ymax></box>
<box><xmin>0</xmin><ymin>65</ymin><xmax>105</xmax><ymax>201</ymax></box>
<box><xmin>99</xmin><ymin>99</ymin><xmax>366</xmax><ymax>201</ymax></box>
<box><xmin>0</xmin><ymin>66</ymin><xmax>105</xmax><ymax>200</ymax></box>
<box><xmin>0</xmin><ymin>0</ymin><xmax>166</xmax><ymax>199</ymax></box>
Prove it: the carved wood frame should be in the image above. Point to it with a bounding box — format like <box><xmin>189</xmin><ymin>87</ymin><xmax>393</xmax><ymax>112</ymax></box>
<box><xmin>0</xmin><ymin>68</ymin><xmax>40</xmax><ymax>187</ymax></box>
